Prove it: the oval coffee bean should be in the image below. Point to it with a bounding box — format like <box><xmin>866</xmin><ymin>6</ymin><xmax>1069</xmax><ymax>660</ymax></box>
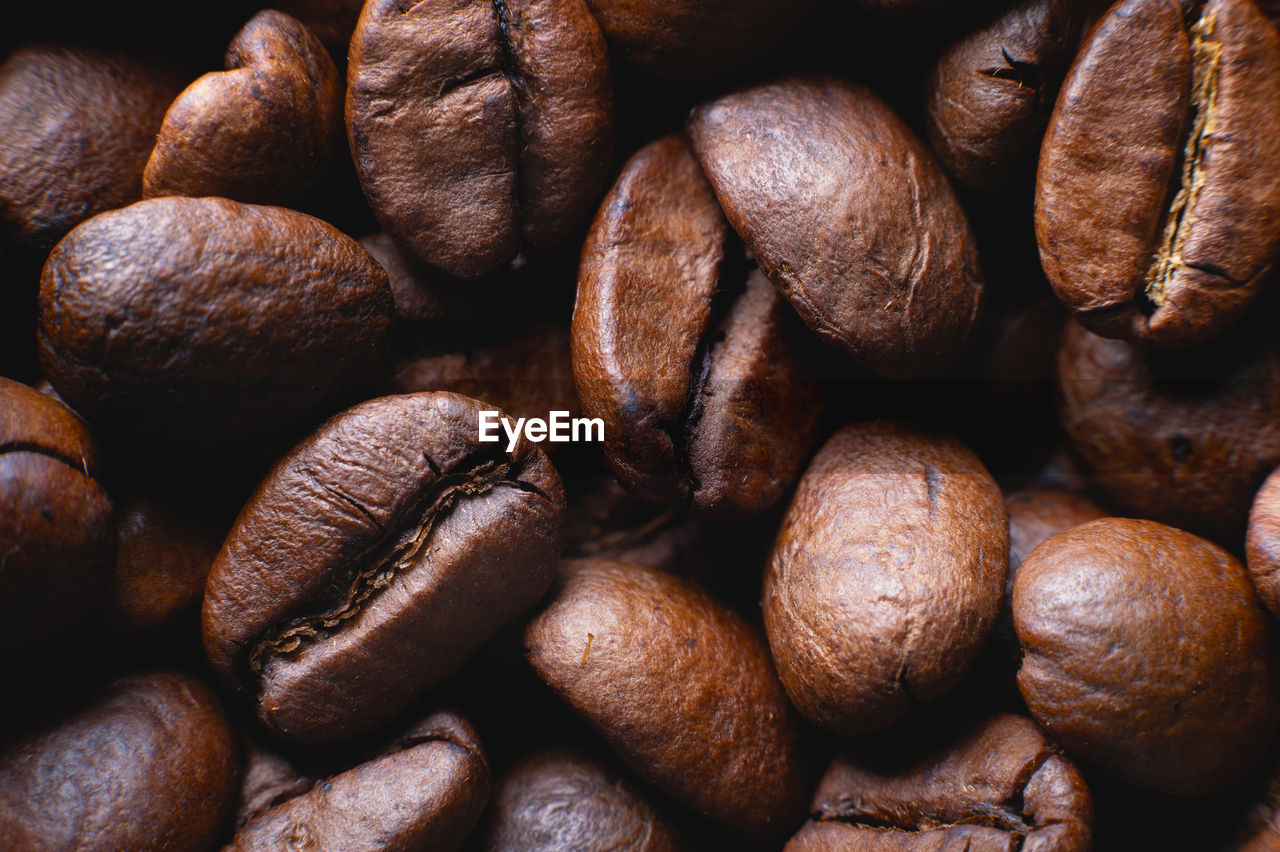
<box><xmin>143</xmin><ymin>10</ymin><xmax>344</xmax><ymax>206</ymax></box>
<box><xmin>1006</xmin><ymin>488</ymin><xmax>1109</xmax><ymax>575</ymax></box>
<box><xmin>347</xmin><ymin>0</ymin><xmax>614</xmax><ymax>279</ymax></box>
<box><xmin>786</xmin><ymin>714</ymin><xmax>1093</xmax><ymax>851</ymax></box>
<box><xmin>687</xmin><ymin>77</ymin><xmax>984</xmax><ymax>378</ymax></box>
<box><xmin>1057</xmin><ymin>317</ymin><xmax>1280</xmax><ymax>541</ymax></box>
<box><xmin>0</xmin><ymin>377</ymin><xmax>113</xmax><ymax>649</ymax></box>
<box><xmin>1014</xmin><ymin>517</ymin><xmax>1278</xmax><ymax>795</ymax></box>
<box><xmin>478</xmin><ymin>748</ymin><xmax>683</xmax><ymax>851</ymax></box>
<box><xmin>203</xmin><ymin>391</ymin><xmax>565</xmax><ymax>743</ymax></box>
<box><xmin>0</xmin><ymin>672</ymin><xmax>238</xmax><ymax>851</ymax></box>
<box><xmin>232</xmin><ymin>737</ymin><xmax>315</xmax><ymax>830</ymax></box>
<box><xmin>574</xmin><ymin>135</ymin><xmax>821</xmax><ymax>519</ymax></box>
<box><xmin>109</xmin><ymin>494</ymin><xmax>224</xmax><ymax>634</ymax></box>
<box><xmin>925</xmin><ymin>0</ymin><xmax>1081</xmax><ymax>192</ymax></box>
<box><xmin>1249</xmin><ymin>465</ymin><xmax>1280</xmax><ymax>617</ymax></box>
<box><xmin>582</xmin><ymin>0</ymin><xmax>816</xmax><ymax>80</ymax></box>
<box><xmin>228</xmin><ymin>710</ymin><xmax>490</xmax><ymax>852</ymax></box>
<box><xmin>37</xmin><ymin>197</ymin><xmax>393</xmax><ymax>448</ymax></box>
<box><xmin>1036</xmin><ymin>0</ymin><xmax>1280</xmax><ymax>346</ymax></box>
<box><xmin>525</xmin><ymin>558</ymin><xmax>808</xmax><ymax>844</ymax></box>
<box><xmin>764</xmin><ymin>421</ymin><xmax>1007</xmax><ymax>735</ymax></box>
<box><xmin>0</xmin><ymin>46</ymin><xmax>180</xmax><ymax>248</ymax></box>
<box><xmin>393</xmin><ymin>323</ymin><xmax>580</xmax><ymax>431</ymax></box>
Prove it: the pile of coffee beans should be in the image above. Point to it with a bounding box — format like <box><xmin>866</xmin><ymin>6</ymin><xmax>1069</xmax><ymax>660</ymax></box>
<box><xmin>9</xmin><ymin>0</ymin><xmax>1280</xmax><ymax>848</ymax></box>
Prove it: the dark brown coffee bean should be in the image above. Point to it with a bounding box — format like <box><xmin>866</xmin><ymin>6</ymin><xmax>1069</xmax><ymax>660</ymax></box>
<box><xmin>1056</xmin><ymin>318</ymin><xmax>1280</xmax><ymax>542</ymax></box>
<box><xmin>1247</xmin><ymin>465</ymin><xmax>1280</xmax><ymax>618</ymax></box>
<box><xmin>925</xmin><ymin>0</ymin><xmax>1081</xmax><ymax>192</ymax></box>
<box><xmin>764</xmin><ymin>421</ymin><xmax>1008</xmax><ymax>735</ymax></box>
<box><xmin>1036</xmin><ymin>0</ymin><xmax>1280</xmax><ymax>346</ymax></box>
<box><xmin>347</xmin><ymin>0</ymin><xmax>614</xmax><ymax>279</ymax></box>
<box><xmin>142</xmin><ymin>11</ymin><xmax>344</xmax><ymax>206</ymax></box>
<box><xmin>1014</xmin><ymin>517</ymin><xmax>1278</xmax><ymax>795</ymax></box>
<box><xmin>227</xmin><ymin>710</ymin><xmax>490</xmax><ymax>852</ymax></box>
<box><xmin>1006</xmin><ymin>488</ymin><xmax>1109</xmax><ymax>575</ymax></box>
<box><xmin>392</xmin><ymin>323</ymin><xmax>580</xmax><ymax>429</ymax></box>
<box><xmin>0</xmin><ymin>672</ymin><xmax>238</xmax><ymax>851</ymax></box>
<box><xmin>203</xmin><ymin>391</ymin><xmax>565</xmax><ymax>743</ymax></box>
<box><xmin>0</xmin><ymin>377</ymin><xmax>112</xmax><ymax>649</ymax></box>
<box><xmin>232</xmin><ymin>737</ymin><xmax>315</xmax><ymax>830</ymax></box>
<box><xmin>563</xmin><ymin>474</ymin><xmax>703</xmax><ymax>576</ymax></box>
<box><xmin>582</xmin><ymin>0</ymin><xmax>816</xmax><ymax>80</ymax></box>
<box><xmin>37</xmin><ymin>197</ymin><xmax>393</xmax><ymax>448</ymax></box>
<box><xmin>687</xmin><ymin>77</ymin><xmax>984</xmax><ymax>378</ymax></box>
<box><xmin>275</xmin><ymin>0</ymin><xmax>366</xmax><ymax>50</ymax></box>
<box><xmin>786</xmin><ymin>714</ymin><xmax>1093</xmax><ymax>851</ymax></box>
<box><xmin>478</xmin><ymin>748</ymin><xmax>684</xmax><ymax>851</ymax></box>
<box><xmin>0</xmin><ymin>46</ymin><xmax>180</xmax><ymax>248</ymax></box>
<box><xmin>108</xmin><ymin>495</ymin><xmax>224</xmax><ymax>634</ymax></box>
<box><xmin>525</xmin><ymin>558</ymin><xmax>808</xmax><ymax>844</ymax></box>
<box><xmin>360</xmin><ymin>232</ymin><xmax>450</xmax><ymax>325</ymax></box>
<box><xmin>573</xmin><ymin>135</ymin><xmax>820</xmax><ymax>520</ymax></box>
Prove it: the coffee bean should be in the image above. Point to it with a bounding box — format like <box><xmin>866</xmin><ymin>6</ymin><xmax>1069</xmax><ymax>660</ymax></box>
<box><xmin>1056</xmin><ymin>317</ymin><xmax>1280</xmax><ymax>542</ymax></box>
<box><xmin>925</xmin><ymin>0</ymin><xmax>1081</xmax><ymax>193</ymax></box>
<box><xmin>347</xmin><ymin>0</ymin><xmax>614</xmax><ymax>279</ymax></box>
<box><xmin>687</xmin><ymin>77</ymin><xmax>985</xmax><ymax>378</ymax></box>
<box><xmin>0</xmin><ymin>377</ymin><xmax>112</xmax><ymax>649</ymax></box>
<box><xmin>478</xmin><ymin>747</ymin><xmax>684</xmax><ymax>851</ymax></box>
<box><xmin>786</xmin><ymin>714</ymin><xmax>1093</xmax><ymax>851</ymax></box>
<box><xmin>1247</xmin><ymin>464</ymin><xmax>1280</xmax><ymax>617</ymax></box>
<box><xmin>0</xmin><ymin>46</ymin><xmax>181</xmax><ymax>248</ymax></box>
<box><xmin>203</xmin><ymin>391</ymin><xmax>565</xmax><ymax>743</ymax></box>
<box><xmin>574</xmin><ymin>134</ymin><xmax>821</xmax><ymax>520</ymax></box>
<box><xmin>525</xmin><ymin>558</ymin><xmax>809</xmax><ymax>844</ymax></box>
<box><xmin>764</xmin><ymin>421</ymin><xmax>1008</xmax><ymax>735</ymax></box>
<box><xmin>393</xmin><ymin>323</ymin><xmax>580</xmax><ymax>431</ymax></box>
<box><xmin>1036</xmin><ymin>0</ymin><xmax>1280</xmax><ymax>346</ymax></box>
<box><xmin>583</xmin><ymin>0</ymin><xmax>816</xmax><ymax>80</ymax></box>
<box><xmin>109</xmin><ymin>494</ymin><xmax>224</xmax><ymax>634</ymax></box>
<box><xmin>0</xmin><ymin>672</ymin><xmax>238</xmax><ymax>851</ymax></box>
<box><xmin>37</xmin><ymin>197</ymin><xmax>393</xmax><ymax>448</ymax></box>
<box><xmin>1006</xmin><ymin>488</ymin><xmax>1109</xmax><ymax>575</ymax></box>
<box><xmin>142</xmin><ymin>11</ymin><xmax>344</xmax><ymax>207</ymax></box>
<box><xmin>1014</xmin><ymin>517</ymin><xmax>1278</xmax><ymax>795</ymax></box>
<box><xmin>227</xmin><ymin>710</ymin><xmax>490</xmax><ymax>852</ymax></box>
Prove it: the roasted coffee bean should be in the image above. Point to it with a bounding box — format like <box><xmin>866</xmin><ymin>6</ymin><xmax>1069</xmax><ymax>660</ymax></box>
<box><xmin>347</xmin><ymin>0</ymin><xmax>614</xmax><ymax>279</ymax></box>
<box><xmin>108</xmin><ymin>494</ymin><xmax>224</xmax><ymax>634</ymax></box>
<box><xmin>203</xmin><ymin>392</ymin><xmax>565</xmax><ymax>743</ymax></box>
<box><xmin>786</xmin><ymin>714</ymin><xmax>1093</xmax><ymax>851</ymax></box>
<box><xmin>1014</xmin><ymin>517</ymin><xmax>1278</xmax><ymax>795</ymax></box>
<box><xmin>582</xmin><ymin>0</ymin><xmax>816</xmax><ymax>80</ymax></box>
<box><xmin>1006</xmin><ymin>488</ymin><xmax>1109</xmax><ymax>575</ymax></box>
<box><xmin>227</xmin><ymin>710</ymin><xmax>489</xmax><ymax>851</ymax></box>
<box><xmin>1036</xmin><ymin>0</ymin><xmax>1280</xmax><ymax>346</ymax></box>
<box><xmin>37</xmin><ymin>197</ymin><xmax>393</xmax><ymax>448</ymax></box>
<box><xmin>764</xmin><ymin>421</ymin><xmax>1008</xmax><ymax>735</ymax></box>
<box><xmin>525</xmin><ymin>558</ymin><xmax>809</xmax><ymax>844</ymax></box>
<box><xmin>232</xmin><ymin>737</ymin><xmax>316</xmax><ymax>830</ymax></box>
<box><xmin>687</xmin><ymin>77</ymin><xmax>984</xmax><ymax>378</ymax></box>
<box><xmin>393</xmin><ymin>323</ymin><xmax>580</xmax><ymax>427</ymax></box>
<box><xmin>275</xmin><ymin>0</ymin><xmax>366</xmax><ymax>50</ymax></box>
<box><xmin>1247</xmin><ymin>465</ymin><xmax>1280</xmax><ymax>618</ymax></box>
<box><xmin>142</xmin><ymin>11</ymin><xmax>344</xmax><ymax>206</ymax></box>
<box><xmin>925</xmin><ymin>0</ymin><xmax>1081</xmax><ymax>192</ymax></box>
<box><xmin>574</xmin><ymin>135</ymin><xmax>820</xmax><ymax>520</ymax></box>
<box><xmin>360</xmin><ymin>231</ymin><xmax>450</xmax><ymax>325</ymax></box>
<box><xmin>0</xmin><ymin>672</ymin><xmax>238</xmax><ymax>851</ymax></box>
<box><xmin>1056</xmin><ymin>317</ymin><xmax>1280</xmax><ymax>541</ymax></box>
<box><xmin>0</xmin><ymin>376</ymin><xmax>112</xmax><ymax>649</ymax></box>
<box><xmin>477</xmin><ymin>747</ymin><xmax>684</xmax><ymax>851</ymax></box>
<box><xmin>563</xmin><ymin>474</ymin><xmax>704</xmax><ymax>575</ymax></box>
<box><xmin>0</xmin><ymin>46</ymin><xmax>180</xmax><ymax>248</ymax></box>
